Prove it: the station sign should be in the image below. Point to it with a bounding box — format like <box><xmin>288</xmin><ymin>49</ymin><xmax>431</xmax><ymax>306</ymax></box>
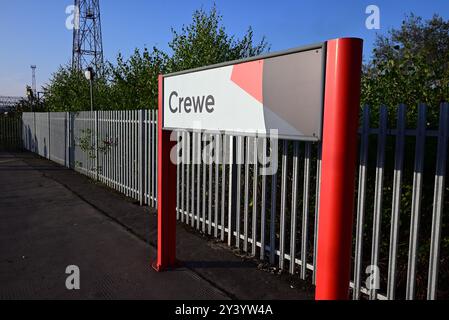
<box><xmin>162</xmin><ymin>43</ymin><xmax>326</xmax><ymax>141</ymax></box>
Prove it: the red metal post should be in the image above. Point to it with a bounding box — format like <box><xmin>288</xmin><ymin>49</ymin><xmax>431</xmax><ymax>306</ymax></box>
<box><xmin>153</xmin><ymin>74</ymin><xmax>177</xmax><ymax>271</ymax></box>
<box><xmin>315</xmin><ymin>38</ymin><xmax>363</xmax><ymax>299</ymax></box>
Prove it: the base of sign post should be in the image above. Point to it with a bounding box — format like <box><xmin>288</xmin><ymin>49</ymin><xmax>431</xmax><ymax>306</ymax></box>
<box><xmin>315</xmin><ymin>38</ymin><xmax>363</xmax><ymax>300</ymax></box>
<box><xmin>152</xmin><ymin>260</ymin><xmax>183</xmax><ymax>272</ymax></box>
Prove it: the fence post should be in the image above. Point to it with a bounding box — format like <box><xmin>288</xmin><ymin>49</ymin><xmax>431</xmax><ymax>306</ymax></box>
<box><xmin>139</xmin><ymin>109</ymin><xmax>144</xmax><ymax>206</ymax></box>
<box><xmin>65</xmin><ymin>112</ymin><xmax>68</xmax><ymax>167</ymax></box>
<box><xmin>33</xmin><ymin>112</ymin><xmax>36</xmax><ymax>153</ymax></box>
<box><xmin>315</xmin><ymin>38</ymin><xmax>363</xmax><ymax>300</ymax></box>
<box><xmin>48</xmin><ymin>112</ymin><xmax>51</xmax><ymax>160</ymax></box>
<box><xmin>95</xmin><ymin>110</ymin><xmax>99</xmax><ymax>181</ymax></box>
<box><xmin>66</xmin><ymin>112</ymin><xmax>71</xmax><ymax>168</ymax></box>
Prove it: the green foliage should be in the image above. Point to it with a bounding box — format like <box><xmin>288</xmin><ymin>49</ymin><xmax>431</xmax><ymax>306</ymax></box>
<box><xmin>43</xmin><ymin>65</ymin><xmax>111</xmax><ymax>112</ymax></box>
<box><xmin>75</xmin><ymin>128</ymin><xmax>117</xmax><ymax>172</ymax></box>
<box><xmin>108</xmin><ymin>47</ymin><xmax>168</xmax><ymax>110</ymax></box>
<box><xmin>166</xmin><ymin>5</ymin><xmax>269</xmax><ymax>72</ymax></box>
<box><xmin>41</xmin><ymin>5</ymin><xmax>269</xmax><ymax>112</ymax></box>
<box><xmin>362</xmin><ymin>14</ymin><xmax>449</xmax><ymax>126</ymax></box>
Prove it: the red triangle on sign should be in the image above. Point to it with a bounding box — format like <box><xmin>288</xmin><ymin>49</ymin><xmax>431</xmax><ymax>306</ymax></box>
<box><xmin>230</xmin><ymin>59</ymin><xmax>264</xmax><ymax>104</ymax></box>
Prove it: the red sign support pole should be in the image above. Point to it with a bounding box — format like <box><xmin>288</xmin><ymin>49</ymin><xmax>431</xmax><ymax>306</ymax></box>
<box><xmin>315</xmin><ymin>38</ymin><xmax>363</xmax><ymax>300</ymax></box>
<box><xmin>153</xmin><ymin>75</ymin><xmax>177</xmax><ymax>271</ymax></box>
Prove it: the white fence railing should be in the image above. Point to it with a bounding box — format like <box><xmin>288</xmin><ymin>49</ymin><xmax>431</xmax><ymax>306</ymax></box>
<box><xmin>22</xmin><ymin>110</ymin><xmax>158</xmax><ymax>206</ymax></box>
<box><xmin>18</xmin><ymin>103</ymin><xmax>449</xmax><ymax>300</ymax></box>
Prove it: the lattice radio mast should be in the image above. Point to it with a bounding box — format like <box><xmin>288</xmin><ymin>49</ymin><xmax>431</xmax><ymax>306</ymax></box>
<box><xmin>72</xmin><ymin>0</ymin><xmax>104</xmax><ymax>75</ymax></box>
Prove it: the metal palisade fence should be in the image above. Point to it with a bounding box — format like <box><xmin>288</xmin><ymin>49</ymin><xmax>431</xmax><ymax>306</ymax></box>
<box><xmin>22</xmin><ymin>110</ymin><xmax>158</xmax><ymax>206</ymax></box>
<box><xmin>0</xmin><ymin>115</ymin><xmax>22</xmax><ymax>150</ymax></box>
<box><xmin>16</xmin><ymin>103</ymin><xmax>449</xmax><ymax>300</ymax></box>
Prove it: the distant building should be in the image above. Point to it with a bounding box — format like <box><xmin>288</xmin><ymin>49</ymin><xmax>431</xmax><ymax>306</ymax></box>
<box><xmin>0</xmin><ymin>96</ymin><xmax>23</xmax><ymax>113</ymax></box>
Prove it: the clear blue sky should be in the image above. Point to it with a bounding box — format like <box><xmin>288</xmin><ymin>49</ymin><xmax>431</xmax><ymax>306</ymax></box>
<box><xmin>1</xmin><ymin>0</ymin><xmax>448</xmax><ymax>96</ymax></box>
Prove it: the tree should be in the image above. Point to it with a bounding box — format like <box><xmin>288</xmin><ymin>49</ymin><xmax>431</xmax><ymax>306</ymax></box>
<box><xmin>108</xmin><ymin>47</ymin><xmax>168</xmax><ymax>110</ymax></box>
<box><xmin>167</xmin><ymin>5</ymin><xmax>269</xmax><ymax>73</ymax></box>
<box><xmin>362</xmin><ymin>14</ymin><xmax>449</xmax><ymax>125</ymax></box>
<box><xmin>43</xmin><ymin>64</ymin><xmax>111</xmax><ymax>112</ymax></box>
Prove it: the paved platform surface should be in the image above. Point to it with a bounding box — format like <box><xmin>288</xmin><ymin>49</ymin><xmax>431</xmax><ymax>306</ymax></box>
<box><xmin>0</xmin><ymin>151</ymin><xmax>314</xmax><ymax>300</ymax></box>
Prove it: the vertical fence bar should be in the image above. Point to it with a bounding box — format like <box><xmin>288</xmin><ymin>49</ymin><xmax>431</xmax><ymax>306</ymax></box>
<box><xmin>181</xmin><ymin>131</ymin><xmax>185</xmax><ymax>223</ymax></box>
<box><xmin>312</xmin><ymin>144</ymin><xmax>322</xmax><ymax>285</ymax></box>
<box><xmin>123</xmin><ymin>111</ymin><xmax>127</xmax><ymax>195</ymax></box>
<box><xmin>387</xmin><ymin>104</ymin><xmax>406</xmax><ymax>299</ymax></box>
<box><xmin>243</xmin><ymin>137</ymin><xmax>250</xmax><ymax>252</ymax></box>
<box><xmin>99</xmin><ymin>111</ymin><xmax>103</xmax><ymax>183</ymax></box>
<box><xmin>104</xmin><ymin>111</ymin><xmax>107</xmax><ymax>186</ymax></box>
<box><xmin>101</xmin><ymin>114</ymin><xmax>104</xmax><ymax>189</ymax></box>
<box><xmin>353</xmin><ymin>106</ymin><xmax>370</xmax><ymax>299</ymax></box>
<box><xmin>214</xmin><ymin>133</ymin><xmax>220</xmax><ymax>237</ymax></box>
<box><xmin>48</xmin><ymin>112</ymin><xmax>51</xmax><ymax>160</ymax></box>
<box><xmin>95</xmin><ymin>111</ymin><xmax>99</xmax><ymax>181</ymax></box>
<box><xmin>427</xmin><ymin>103</ymin><xmax>449</xmax><ymax>300</ymax></box>
<box><xmin>132</xmin><ymin>111</ymin><xmax>136</xmax><ymax>198</ymax></box>
<box><xmin>269</xmin><ymin>138</ymin><xmax>278</xmax><ymax>265</ymax></box>
<box><xmin>122</xmin><ymin>110</ymin><xmax>128</xmax><ymax>195</ymax></box>
<box><xmin>260</xmin><ymin>138</ymin><xmax>267</xmax><ymax>260</ymax></box>
<box><xmin>235</xmin><ymin>136</ymin><xmax>243</xmax><ymax>248</ymax></box>
<box><xmin>221</xmin><ymin>135</ymin><xmax>227</xmax><ymax>241</ymax></box>
<box><xmin>279</xmin><ymin>140</ymin><xmax>288</xmax><ymax>270</ymax></box>
<box><xmin>115</xmin><ymin>111</ymin><xmax>119</xmax><ymax>190</ymax></box>
<box><xmin>151</xmin><ymin>111</ymin><xmax>156</xmax><ymax>206</ymax></box>
<box><xmin>252</xmin><ymin>137</ymin><xmax>259</xmax><ymax>256</ymax></box>
<box><xmin>130</xmin><ymin>111</ymin><xmax>134</xmax><ymax>197</ymax></box>
<box><xmin>301</xmin><ymin>142</ymin><xmax>311</xmax><ymax>279</ymax></box>
<box><xmin>176</xmin><ymin>131</ymin><xmax>180</xmax><ymax>219</ymax></box>
<box><xmin>116</xmin><ymin>110</ymin><xmax>120</xmax><ymax>189</ymax></box>
<box><xmin>191</xmin><ymin>132</ymin><xmax>196</xmax><ymax>227</ymax></box>
<box><xmin>135</xmin><ymin>111</ymin><xmax>139</xmax><ymax>199</ymax></box>
<box><xmin>128</xmin><ymin>110</ymin><xmax>131</xmax><ymax>194</ymax></box>
<box><xmin>186</xmin><ymin>132</ymin><xmax>191</xmax><ymax>225</ymax></box>
<box><xmin>67</xmin><ymin>112</ymin><xmax>70</xmax><ymax>167</ymax></box>
<box><xmin>107</xmin><ymin>111</ymin><xmax>110</xmax><ymax>185</ymax></box>
<box><xmin>98</xmin><ymin>111</ymin><xmax>102</xmax><ymax>183</ymax></box>
<box><xmin>109</xmin><ymin>111</ymin><xmax>112</xmax><ymax>186</ymax></box>
<box><xmin>209</xmin><ymin>135</ymin><xmax>214</xmax><ymax>235</ymax></box>
<box><xmin>119</xmin><ymin>111</ymin><xmax>123</xmax><ymax>193</ymax></box>
<box><xmin>101</xmin><ymin>112</ymin><xmax>104</xmax><ymax>185</ymax></box>
<box><xmin>139</xmin><ymin>110</ymin><xmax>144</xmax><ymax>205</ymax></box>
<box><xmin>145</xmin><ymin>111</ymin><xmax>149</xmax><ymax>205</ymax></box>
<box><xmin>227</xmin><ymin>136</ymin><xmax>234</xmax><ymax>246</ymax></box>
<box><xmin>148</xmin><ymin>111</ymin><xmax>152</xmax><ymax>204</ymax></box>
<box><xmin>406</xmin><ymin>104</ymin><xmax>427</xmax><ymax>300</ymax></box>
<box><xmin>202</xmin><ymin>133</ymin><xmax>207</xmax><ymax>232</ymax></box>
<box><xmin>129</xmin><ymin>110</ymin><xmax>136</xmax><ymax>198</ymax></box>
<box><xmin>369</xmin><ymin>105</ymin><xmax>388</xmax><ymax>300</ymax></box>
<box><xmin>197</xmin><ymin>133</ymin><xmax>201</xmax><ymax>230</ymax></box>
<box><xmin>290</xmin><ymin>141</ymin><xmax>300</xmax><ymax>274</ymax></box>
<box><xmin>124</xmin><ymin>110</ymin><xmax>128</xmax><ymax>194</ymax></box>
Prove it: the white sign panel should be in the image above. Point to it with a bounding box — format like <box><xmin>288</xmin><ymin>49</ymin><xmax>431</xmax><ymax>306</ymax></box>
<box><xmin>163</xmin><ymin>44</ymin><xmax>325</xmax><ymax>141</ymax></box>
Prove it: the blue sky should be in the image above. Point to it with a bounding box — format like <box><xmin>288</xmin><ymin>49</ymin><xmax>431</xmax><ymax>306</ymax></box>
<box><xmin>0</xmin><ymin>0</ymin><xmax>448</xmax><ymax>96</ymax></box>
